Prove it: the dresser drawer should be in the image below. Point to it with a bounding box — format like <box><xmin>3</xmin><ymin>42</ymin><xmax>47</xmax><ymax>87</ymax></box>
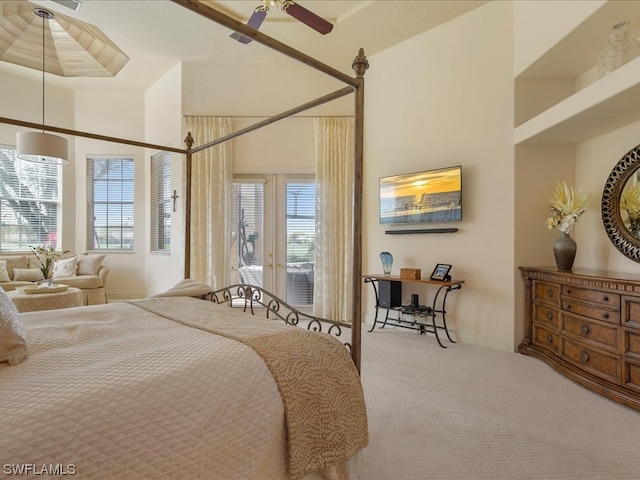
<box><xmin>532</xmin><ymin>323</ymin><xmax>560</xmax><ymax>355</ymax></box>
<box><xmin>563</xmin><ymin>313</ymin><xmax>619</xmax><ymax>351</ymax></box>
<box><xmin>622</xmin><ymin>296</ymin><xmax>640</xmax><ymax>330</ymax></box>
<box><xmin>562</xmin><ymin>338</ymin><xmax>620</xmax><ymax>384</ymax></box>
<box><xmin>624</xmin><ymin>330</ymin><xmax>640</xmax><ymax>359</ymax></box>
<box><xmin>623</xmin><ymin>360</ymin><xmax>640</xmax><ymax>392</ymax></box>
<box><xmin>533</xmin><ymin>303</ymin><xmax>560</xmax><ymax>329</ymax></box>
<box><xmin>563</xmin><ymin>285</ymin><xmax>620</xmax><ymax>308</ymax></box>
<box><xmin>562</xmin><ymin>299</ymin><xmax>619</xmax><ymax>325</ymax></box>
<box><xmin>533</xmin><ymin>281</ymin><xmax>560</xmax><ymax>306</ymax></box>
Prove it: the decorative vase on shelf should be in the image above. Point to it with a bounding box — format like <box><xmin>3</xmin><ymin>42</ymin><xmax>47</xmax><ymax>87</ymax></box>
<box><xmin>598</xmin><ymin>21</ymin><xmax>640</xmax><ymax>78</ymax></box>
<box><xmin>380</xmin><ymin>251</ymin><xmax>393</xmax><ymax>275</ymax></box>
<box><xmin>553</xmin><ymin>232</ymin><xmax>577</xmax><ymax>271</ymax></box>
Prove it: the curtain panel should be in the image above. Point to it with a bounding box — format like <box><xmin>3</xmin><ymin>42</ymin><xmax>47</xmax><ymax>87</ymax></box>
<box><xmin>314</xmin><ymin>117</ymin><xmax>354</xmax><ymax>322</ymax></box>
<box><xmin>183</xmin><ymin>116</ymin><xmax>233</xmax><ymax>289</ymax></box>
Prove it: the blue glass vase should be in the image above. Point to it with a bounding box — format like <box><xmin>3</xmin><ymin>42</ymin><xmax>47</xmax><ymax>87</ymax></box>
<box><xmin>380</xmin><ymin>251</ymin><xmax>393</xmax><ymax>275</ymax></box>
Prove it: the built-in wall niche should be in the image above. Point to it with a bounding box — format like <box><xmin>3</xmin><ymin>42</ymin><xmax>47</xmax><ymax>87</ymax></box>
<box><xmin>514</xmin><ymin>1</ymin><xmax>640</xmax><ymax>146</ymax></box>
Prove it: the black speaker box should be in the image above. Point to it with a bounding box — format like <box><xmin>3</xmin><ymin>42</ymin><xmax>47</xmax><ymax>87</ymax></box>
<box><xmin>378</xmin><ymin>280</ymin><xmax>402</xmax><ymax>308</ymax></box>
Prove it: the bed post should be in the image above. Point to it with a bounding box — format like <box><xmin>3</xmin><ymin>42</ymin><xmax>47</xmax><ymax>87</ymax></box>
<box><xmin>352</xmin><ymin>49</ymin><xmax>369</xmax><ymax>374</ymax></box>
<box><xmin>184</xmin><ymin>132</ymin><xmax>194</xmax><ymax>279</ymax></box>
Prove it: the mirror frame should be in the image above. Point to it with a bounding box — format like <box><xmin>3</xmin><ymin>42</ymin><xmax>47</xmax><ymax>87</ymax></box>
<box><xmin>602</xmin><ymin>144</ymin><xmax>640</xmax><ymax>263</ymax></box>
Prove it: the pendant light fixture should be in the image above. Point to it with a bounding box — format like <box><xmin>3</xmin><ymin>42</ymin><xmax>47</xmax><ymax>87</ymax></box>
<box><xmin>16</xmin><ymin>8</ymin><xmax>69</xmax><ymax>165</ymax></box>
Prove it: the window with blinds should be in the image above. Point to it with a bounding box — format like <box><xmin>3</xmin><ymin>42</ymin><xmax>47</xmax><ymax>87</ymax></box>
<box><xmin>285</xmin><ymin>182</ymin><xmax>316</xmax><ymax>305</ymax></box>
<box><xmin>150</xmin><ymin>151</ymin><xmax>171</xmax><ymax>253</ymax></box>
<box><xmin>231</xmin><ymin>181</ymin><xmax>265</xmax><ymax>287</ymax></box>
<box><xmin>230</xmin><ymin>176</ymin><xmax>316</xmax><ymax>307</ymax></box>
<box><xmin>0</xmin><ymin>147</ymin><xmax>61</xmax><ymax>251</ymax></box>
<box><xmin>87</xmin><ymin>156</ymin><xmax>134</xmax><ymax>250</ymax></box>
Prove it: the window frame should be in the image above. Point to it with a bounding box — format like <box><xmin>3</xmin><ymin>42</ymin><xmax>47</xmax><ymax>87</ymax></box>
<box><xmin>86</xmin><ymin>155</ymin><xmax>135</xmax><ymax>252</ymax></box>
<box><xmin>150</xmin><ymin>151</ymin><xmax>171</xmax><ymax>254</ymax></box>
<box><xmin>0</xmin><ymin>145</ymin><xmax>62</xmax><ymax>252</ymax></box>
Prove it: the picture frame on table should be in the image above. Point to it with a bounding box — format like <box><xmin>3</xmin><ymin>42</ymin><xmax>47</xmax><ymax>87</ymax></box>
<box><xmin>430</xmin><ymin>264</ymin><xmax>452</xmax><ymax>281</ymax></box>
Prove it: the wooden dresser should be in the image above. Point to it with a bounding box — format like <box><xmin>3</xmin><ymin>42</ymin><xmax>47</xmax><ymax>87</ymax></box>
<box><xmin>519</xmin><ymin>267</ymin><xmax>640</xmax><ymax>411</ymax></box>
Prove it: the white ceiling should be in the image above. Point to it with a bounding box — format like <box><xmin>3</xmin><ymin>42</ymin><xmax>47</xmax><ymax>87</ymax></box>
<box><xmin>0</xmin><ymin>0</ymin><xmax>488</xmax><ymax>92</ymax></box>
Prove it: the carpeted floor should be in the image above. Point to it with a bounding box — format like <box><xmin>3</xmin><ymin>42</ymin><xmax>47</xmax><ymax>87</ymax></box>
<box><xmin>349</xmin><ymin>325</ymin><xmax>640</xmax><ymax>479</ymax></box>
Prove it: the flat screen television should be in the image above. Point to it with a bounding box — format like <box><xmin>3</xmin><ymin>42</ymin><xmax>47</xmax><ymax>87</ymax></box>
<box><xmin>379</xmin><ymin>165</ymin><xmax>462</xmax><ymax>225</ymax></box>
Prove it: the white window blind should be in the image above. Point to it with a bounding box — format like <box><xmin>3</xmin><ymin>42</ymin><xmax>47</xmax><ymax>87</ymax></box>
<box><xmin>230</xmin><ymin>176</ymin><xmax>316</xmax><ymax>307</ymax></box>
<box><xmin>150</xmin><ymin>151</ymin><xmax>171</xmax><ymax>252</ymax></box>
<box><xmin>87</xmin><ymin>156</ymin><xmax>134</xmax><ymax>250</ymax></box>
<box><xmin>0</xmin><ymin>147</ymin><xmax>61</xmax><ymax>251</ymax></box>
<box><xmin>285</xmin><ymin>182</ymin><xmax>316</xmax><ymax>305</ymax></box>
<box><xmin>231</xmin><ymin>181</ymin><xmax>266</xmax><ymax>287</ymax></box>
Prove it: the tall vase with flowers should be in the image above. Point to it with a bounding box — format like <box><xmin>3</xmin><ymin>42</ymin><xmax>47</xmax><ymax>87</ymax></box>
<box><xmin>29</xmin><ymin>244</ymin><xmax>67</xmax><ymax>283</ymax></box>
<box><xmin>546</xmin><ymin>181</ymin><xmax>589</xmax><ymax>271</ymax></box>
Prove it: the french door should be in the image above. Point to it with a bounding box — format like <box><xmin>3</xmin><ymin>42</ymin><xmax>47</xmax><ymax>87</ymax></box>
<box><xmin>230</xmin><ymin>174</ymin><xmax>316</xmax><ymax>307</ymax></box>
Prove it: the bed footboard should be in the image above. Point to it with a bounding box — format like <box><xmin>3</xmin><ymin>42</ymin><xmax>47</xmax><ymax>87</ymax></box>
<box><xmin>206</xmin><ymin>284</ymin><xmax>352</xmax><ymax>354</ymax></box>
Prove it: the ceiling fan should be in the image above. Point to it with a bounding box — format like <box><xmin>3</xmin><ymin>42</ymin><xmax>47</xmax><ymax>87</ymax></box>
<box><xmin>230</xmin><ymin>0</ymin><xmax>333</xmax><ymax>44</ymax></box>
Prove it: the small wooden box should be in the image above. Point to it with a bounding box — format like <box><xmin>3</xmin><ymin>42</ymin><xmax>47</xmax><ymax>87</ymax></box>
<box><xmin>400</xmin><ymin>268</ymin><xmax>421</xmax><ymax>280</ymax></box>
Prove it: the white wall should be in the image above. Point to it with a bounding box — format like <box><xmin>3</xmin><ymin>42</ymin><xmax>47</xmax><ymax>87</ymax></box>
<box><xmin>577</xmin><ymin>120</ymin><xmax>640</xmax><ymax>273</ymax></box>
<box><xmin>73</xmin><ymin>90</ymin><xmax>146</xmax><ymax>299</ymax></box>
<box><xmin>181</xmin><ymin>62</ymin><xmax>353</xmax><ymax>117</ymax></box>
<box><xmin>512</xmin><ymin>0</ymin><xmax>605</xmax><ymax>77</ymax></box>
<box><xmin>363</xmin><ymin>1</ymin><xmax>515</xmax><ymax>350</ymax></box>
<box><xmin>144</xmin><ymin>63</ymin><xmax>184</xmax><ymax>295</ymax></box>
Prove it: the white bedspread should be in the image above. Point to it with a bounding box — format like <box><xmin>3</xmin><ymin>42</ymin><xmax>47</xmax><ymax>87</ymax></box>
<box><xmin>0</xmin><ymin>299</ymin><xmax>367</xmax><ymax>479</ymax></box>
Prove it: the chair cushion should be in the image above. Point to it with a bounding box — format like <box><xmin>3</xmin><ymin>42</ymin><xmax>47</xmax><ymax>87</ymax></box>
<box><xmin>56</xmin><ymin>274</ymin><xmax>104</xmax><ymax>290</ymax></box>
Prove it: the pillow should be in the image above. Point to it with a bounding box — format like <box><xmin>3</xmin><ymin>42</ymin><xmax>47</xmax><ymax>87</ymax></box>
<box><xmin>52</xmin><ymin>256</ymin><xmax>78</xmax><ymax>279</ymax></box>
<box><xmin>0</xmin><ymin>260</ymin><xmax>10</xmax><ymax>282</ymax></box>
<box><xmin>13</xmin><ymin>268</ymin><xmax>45</xmax><ymax>282</ymax></box>
<box><xmin>0</xmin><ymin>287</ymin><xmax>28</xmax><ymax>365</ymax></box>
<box><xmin>77</xmin><ymin>254</ymin><xmax>106</xmax><ymax>276</ymax></box>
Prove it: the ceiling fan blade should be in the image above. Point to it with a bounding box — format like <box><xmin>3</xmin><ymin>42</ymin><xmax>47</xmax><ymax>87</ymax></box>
<box><xmin>230</xmin><ymin>8</ymin><xmax>268</xmax><ymax>44</ymax></box>
<box><xmin>283</xmin><ymin>1</ymin><xmax>333</xmax><ymax>35</ymax></box>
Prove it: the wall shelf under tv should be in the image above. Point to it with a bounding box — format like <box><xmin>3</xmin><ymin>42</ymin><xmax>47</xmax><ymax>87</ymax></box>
<box><xmin>385</xmin><ymin>228</ymin><xmax>458</xmax><ymax>235</ymax></box>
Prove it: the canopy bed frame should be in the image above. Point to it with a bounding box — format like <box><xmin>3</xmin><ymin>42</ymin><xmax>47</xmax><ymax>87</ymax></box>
<box><xmin>0</xmin><ymin>0</ymin><xmax>367</xmax><ymax>371</ymax></box>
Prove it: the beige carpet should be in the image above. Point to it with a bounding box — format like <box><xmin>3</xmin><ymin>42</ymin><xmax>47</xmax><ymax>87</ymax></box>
<box><xmin>349</xmin><ymin>326</ymin><xmax>640</xmax><ymax>479</ymax></box>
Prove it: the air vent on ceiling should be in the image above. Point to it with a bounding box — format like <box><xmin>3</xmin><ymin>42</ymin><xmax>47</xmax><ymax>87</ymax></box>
<box><xmin>50</xmin><ymin>0</ymin><xmax>82</xmax><ymax>12</ymax></box>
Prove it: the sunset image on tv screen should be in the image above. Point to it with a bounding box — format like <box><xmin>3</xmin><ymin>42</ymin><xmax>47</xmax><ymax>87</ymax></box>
<box><xmin>379</xmin><ymin>165</ymin><xmax>462</xmax><ymax>224</ymax></box>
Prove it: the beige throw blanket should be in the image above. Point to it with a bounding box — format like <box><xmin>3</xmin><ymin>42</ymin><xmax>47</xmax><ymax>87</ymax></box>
<box><xmin>131</xmin><ymin>297</ymin><xmax>369</xmax><ymax>480</ymax></box>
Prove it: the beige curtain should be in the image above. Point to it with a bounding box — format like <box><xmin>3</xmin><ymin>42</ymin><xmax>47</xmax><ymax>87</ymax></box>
<box><xmin>183</xmin><ymin>116</ymin><xmax>233</xmax><ymax>289</ymax></box>
<box><xmin>314</xmin><ymin>117</ymin><xmax>354</xmax><ymax>322</ymax></box>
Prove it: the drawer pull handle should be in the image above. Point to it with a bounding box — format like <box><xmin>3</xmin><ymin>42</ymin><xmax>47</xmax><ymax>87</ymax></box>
<box><xmin>567</xmin><ymin>289</ymin><xmax>571</xmax><ymax>294</ymax></box>
<box><xmin>546</xmin><ymin>312</ymin><xmax>554</xmax><ymax>321</ymax></box>
<box><xmin>602</xmin><ymin>312</ymin><xmax>610</xmax><ymax>319</ymax></box>
<box><xmin>566</xmin><ymin>305</ymin><xmax>572</xmax><ymax>310</ymax></box>
<box><xmin>581</xmin><ymin>324</ymin><xmax>590</xmax><ymax>335</ymax></box>
<box><xmin>546</xmin><ymin>334</ymin><xmax>553</xmax><ymax>344</ymax></box>
<box><xmin>581</xmin><ymin>351</ymin><xmax>590</xmax><ymax>363</ymax></box>
<box><xmin>547</xmin><ymin>288</ymin><xmax>554</xmax><ymax>298</ymax></box>
<box><xmin>603</xmin><ymin>296</ymin><xmax>609</xmax><ymax>302</ymax></box>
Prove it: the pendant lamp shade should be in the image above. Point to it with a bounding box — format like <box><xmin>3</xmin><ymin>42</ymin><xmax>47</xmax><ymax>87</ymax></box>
<box><xmin>17</xmin><ymin>131</ymin><xmax>69</xmax><ymax>164</ymax></box>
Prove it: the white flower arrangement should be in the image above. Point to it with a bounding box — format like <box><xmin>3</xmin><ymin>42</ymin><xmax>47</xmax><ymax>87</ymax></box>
<box><xmin>29</xmin><ymin>244</ymin><xmax>67</xmax><ymax>279</ymax></box>
<box><xmin>545</xmin><ymin>181</ymin><xmax>589</xmax><ymax>234</ymax></box>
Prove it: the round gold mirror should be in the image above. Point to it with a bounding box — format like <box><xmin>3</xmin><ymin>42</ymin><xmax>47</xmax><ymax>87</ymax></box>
<box><xmin>602</xmin><ymin>144</ymin><xmax>640</xmax><ymax>262</ymax></box>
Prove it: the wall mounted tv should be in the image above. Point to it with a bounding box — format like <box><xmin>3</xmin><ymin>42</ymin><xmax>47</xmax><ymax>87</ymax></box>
<box><xmin>379</xmin><ymin>165</ymin><xmax>462</xmax><ymax>225</ymax></box>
